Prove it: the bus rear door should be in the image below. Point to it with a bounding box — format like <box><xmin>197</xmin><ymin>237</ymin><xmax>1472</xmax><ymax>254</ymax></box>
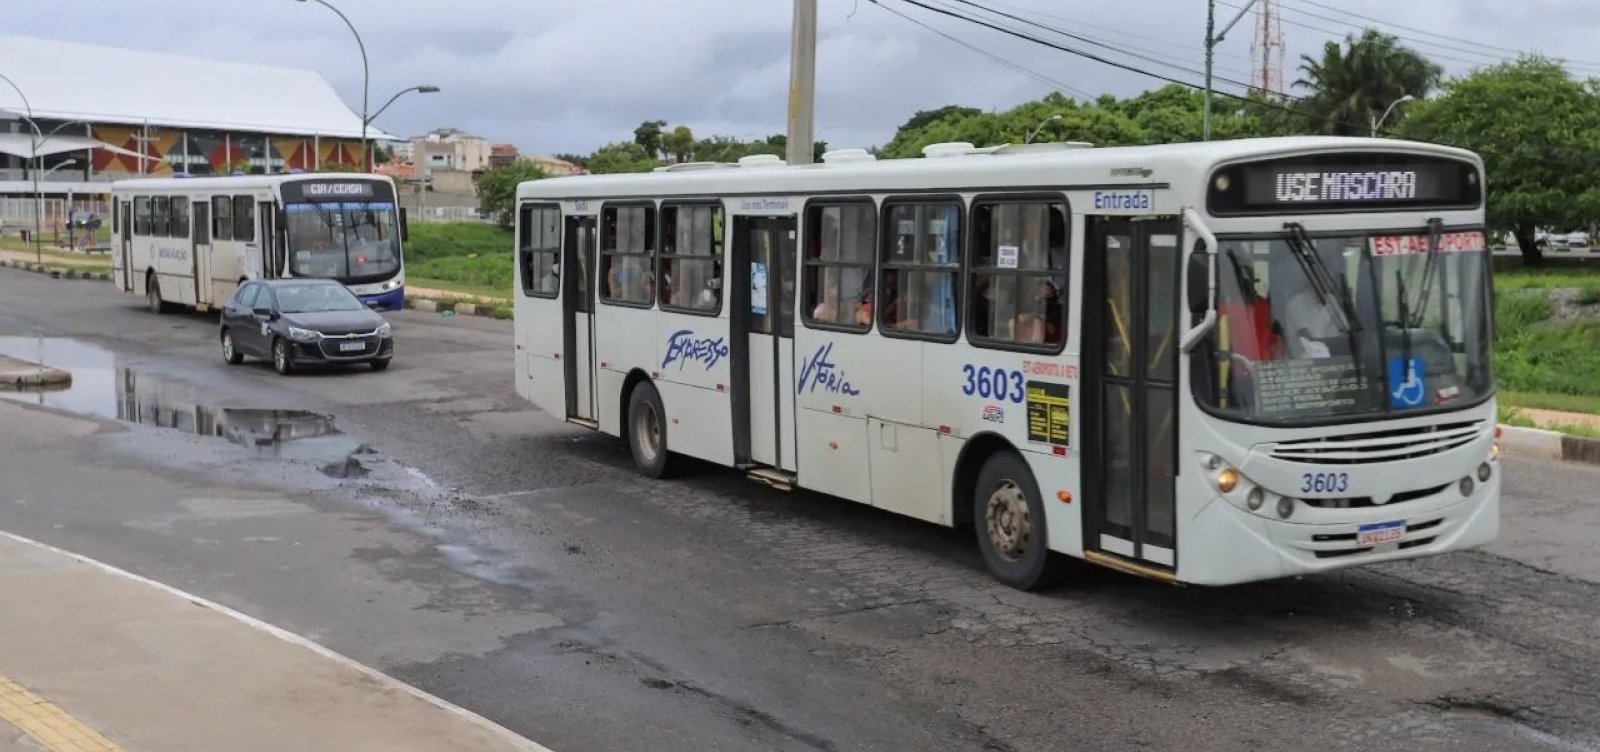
<box><xmin>731</xmin><ymin>215</ymin><xmax>798</xmax><ymax>475</ymax></box>
<box><xmin>192</xmin><ymin>200</ymin><xmax>211</xmax><ymax>308</ymax></box>
<box><xmin>563</xmin><ymin>215</ymin><xmax>599</xmax><ymax>424</ymax></box>
<box><xmin>119</xmin><ymin>200</ymin><xmax>133</xmax><ymax>292</ymax></box>
<box><xmin>1084</xmin><ymin>215</ymin><xmax>1182</xmax><ymax>570</ymax></box>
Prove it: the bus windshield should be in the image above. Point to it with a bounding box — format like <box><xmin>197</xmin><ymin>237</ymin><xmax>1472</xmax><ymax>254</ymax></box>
<box><xmin>285</xmin><ymin>201</ymin><xmax>402</xmax><ymax>282</ymax></box>
<box><xmin>1192</xmin><ymin>228</ymin><xmax>1492</xmax><ymax>424</ymax></box>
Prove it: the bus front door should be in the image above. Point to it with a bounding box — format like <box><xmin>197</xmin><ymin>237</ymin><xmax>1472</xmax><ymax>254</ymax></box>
<box><xmin>1084</xmin><ymin>215</ymin><xmax>1182</xmax><ymax>570</ymax></box>
<box><xmin>192</xmin><ymin>201</ymin><xmax>211</xmax><ymax>308</ymax></box>
<box><xmin>730</xmin><ymin>215</ymin><xmax>798</xmax><ymax>473</ymax></box>
<box><xmin>562</xmin><ymin>215</ymin><xmax>598</xmax><ymax>424</ymax></box>
<box><xmin>119</xmin><ymin>200</ymin><xmax>133</xmax><ymax>292</ymax></box>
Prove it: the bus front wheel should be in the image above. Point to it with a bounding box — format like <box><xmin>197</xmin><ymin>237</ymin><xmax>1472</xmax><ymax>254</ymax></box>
<box><xmin>974</xmin><ymin>451</ymin><xmax>1064</xmax><ymax>591</ymax></box>
<box><xmin>626</xmin><ymin>382</ymin><xmax>675</xmax><ymax>479</ymax></box>
<box><xmin>145</xmin><ymin>274</ymin><xmax>170</xmax><ymax>314</ymax></box>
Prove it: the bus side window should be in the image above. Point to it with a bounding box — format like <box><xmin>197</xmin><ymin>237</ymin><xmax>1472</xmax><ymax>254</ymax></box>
<box><xmin>213</xmin><ymin>196</ymin><xmax>233</xmax><ymax>241</ymax></box>
<box><xmin>879</xmin><ymin>199</ymin><xmax>961</xmax><ymax>339</ymax></box>
<box><xmin>170</xmin><ymin>198</ymin><xmax>190</xmax><ymax>239</ymax></box>
<box><xmin>134</xmin><ymin>197</ymin><xmax>151</xmax><ymax>236</ymax></box>
<box><xmin>802</xmin><ymin>201</ymin><xmax>875</xmax><ymax>331</ymax></box>
<box><xmin>150</xmin><ymin>197</ymin><xmax>170</xmax><ymax>237</ymax></box>
<box><xmin>519</xmin><ymin>204</ymin><xmax>560</xmax><ymax>298</ymax></box>
<box><xmin>968</xmin><ymin>199</ymin><xmax>1068</xmax><ymax>351</ymax></box>
<box><xmin>599</xmin><ymin>204</ymin><xmax>655</xmax><ymax>307</ymax></box>
<box><xmin>659</xmin><ymin>204</ymin><xmax>722</xmax><ymax>314</ymax></box>
<box><xmin>234</xmin><ymin>196</ymin><xmax>255</xmax><ymax>243</ymax></box>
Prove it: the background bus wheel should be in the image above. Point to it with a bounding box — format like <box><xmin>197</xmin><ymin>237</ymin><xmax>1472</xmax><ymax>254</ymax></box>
<box><xmin>627</xmin><ymin>383</ymin><xmax>675</xmax><ymax>479</ymax></box>
<box><xmin>974</xmin><ymin>451</ymin><xmax>1063</xmax><ymax>591</ymax></box>
<box><xmin>272</xmin><ymin>339</ymin><xmax>295</xmax><ymax>376</ymax></box>
<box><xmin>221</xmin><ymin>329</ymin><xmax>244</xmax><ymax>365</ymax></box>
<box><xmin>145</xmin><ymin>275</ymin><xmax>168</xmax><ymax>314</ymax></box>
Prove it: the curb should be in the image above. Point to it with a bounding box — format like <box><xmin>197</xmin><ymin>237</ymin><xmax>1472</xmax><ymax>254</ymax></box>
<box><xmin>1498</xmin><ymin>424</ymin><xmax>1600</xmax><ymax>466</ymax></box>
<box><xmin>401</xmin><ymin>295</ymin><xmax>511</xmax><ymax>321</ymax></box>
<box><xmin>0</xmin><ymin>363</ymin><xmax>72</xmax><ymax>390</ymax></box>
<box><xmin>0</xmin><ymin>257</ymin><xmax>112</xmax><ymax>282</ymax></box>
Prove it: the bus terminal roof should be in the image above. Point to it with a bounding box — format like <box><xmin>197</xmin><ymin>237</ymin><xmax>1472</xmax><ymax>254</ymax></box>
<box><xmin>0</xmin><ymin>33</ymin><xmax>394</xmax><ymax>141</ymax></box>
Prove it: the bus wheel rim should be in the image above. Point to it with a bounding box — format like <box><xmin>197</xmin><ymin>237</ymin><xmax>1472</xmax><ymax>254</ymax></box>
<box><xmin>985</xmin><ymin>480</ymin><xmax>1031</xmax><ymax>563</ymax></box>
<box><xmin>634</xmin><ymin>400</ymin><xmax>661</xmax><ymax>463</ymax></box>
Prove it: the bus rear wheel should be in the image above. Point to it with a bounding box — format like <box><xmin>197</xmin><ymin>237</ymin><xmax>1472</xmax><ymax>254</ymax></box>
<box><xmin>627</xmin><ymin>382</ymin><xmax>675</xmax><ymax>479</ymax></box>
<box><xmin>974</xmin><ymin>451</ymin><xmax>1064</xmax><ymax>591</ymax></box>
<box><xmin>145</xmin><ymin>274</ymin><xmax>170</xmax><ymax>314</ymax></box>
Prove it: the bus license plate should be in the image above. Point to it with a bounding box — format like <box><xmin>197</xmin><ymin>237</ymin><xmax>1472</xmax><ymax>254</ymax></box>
<box><xmin>1357</xmin><ymin>521</ymin><xmax>1405</xmax><ymax>546</ymax></box>
<box><xmin>339</xmin><ymin>341</ymin><xmax>366</xmax><ymax>352</ymax></box>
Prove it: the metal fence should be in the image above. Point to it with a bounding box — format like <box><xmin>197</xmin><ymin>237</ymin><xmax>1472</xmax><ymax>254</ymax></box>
<box><xmin>408</xmin><ymin>205</ymin><xmax>501</xmax><ymax>224</ymax></box>
<box><xmin>0</xmin><ymin>197</ymin><xmax>114</xmax><ymax>249</ymax></box>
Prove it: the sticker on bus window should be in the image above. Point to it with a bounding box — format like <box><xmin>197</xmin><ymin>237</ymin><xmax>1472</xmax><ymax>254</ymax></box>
<box><xmin>1025</xmin><ymin>381</ymin><xmax>1070</xmax><ymax>445</ymax></box>
<box><xmin>751</xmin><ymin>261</ymin><xmax>768</xmax><ymax>315</ymax></box>
<box><xmin>997</xmin><ymin>244</ymin><xmax>1020</xmax><ymax>269</ymax></box>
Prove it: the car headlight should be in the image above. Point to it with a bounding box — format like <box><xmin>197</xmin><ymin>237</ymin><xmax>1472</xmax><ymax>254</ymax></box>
<box><xmin>376</xmin><ymin>322</ymin><xmax>392</xmax><ymax>338</ymax></box>
<box><xmin>287</xmin><ymin>326</ymin><xmax>320</xmax><ymax>342</ymax></box>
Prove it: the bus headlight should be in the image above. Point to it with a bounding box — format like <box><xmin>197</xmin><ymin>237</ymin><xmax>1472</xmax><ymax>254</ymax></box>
<box><xmin>1216</xmin><ymin>468</ymin><xmax>1239</xmax><ymax>493</ymax></box>
<box><xmin>287</xmin><ymin>326</ymin><xmax>320</xmax><ymax>342</ymax></box>
<box><xmin>1246</xmin><ymin>487</ymin><xmax>1266</xmax><ymax>510</ymax></box>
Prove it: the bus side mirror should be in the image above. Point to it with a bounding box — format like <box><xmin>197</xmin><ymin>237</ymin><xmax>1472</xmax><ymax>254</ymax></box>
<box><xmin>1186</xmin><ymin>251</ymin><xmax>1211</xmax><ymax>319</ymax></box>
<box><xmin>399</xmin><ymin>208</ymin><xmax>410</xmax><ymax>242</ymax></box>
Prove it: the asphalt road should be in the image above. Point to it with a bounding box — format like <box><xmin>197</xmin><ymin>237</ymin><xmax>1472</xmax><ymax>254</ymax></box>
<box><xmin>2</xmin><ymin>266</ymin><xmax>1600</xmax><ymax>752</ymax></box>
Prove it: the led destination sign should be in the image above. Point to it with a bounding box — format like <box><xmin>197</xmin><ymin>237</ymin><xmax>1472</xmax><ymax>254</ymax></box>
<box><xmin>1209</xmin><ymin>154</ymin><xmax>1480</xmax><ymax>215</ymax></box>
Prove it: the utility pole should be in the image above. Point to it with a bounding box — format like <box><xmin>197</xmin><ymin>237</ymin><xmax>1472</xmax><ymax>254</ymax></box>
<box><xmin>1203</xmin><ymin>0</ymin><xmax>1263</xmax><ymax>141</ymax></box>
<box><xmin>786</xmin><ymin>0</ymin><xmax>817</xmax><ymax>165</ymax></box>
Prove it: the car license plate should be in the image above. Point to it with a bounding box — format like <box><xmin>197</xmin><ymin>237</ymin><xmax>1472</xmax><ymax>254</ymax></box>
<box><xmin>1357</xmin><ymin>520</ymin><xmax>1405</xmax><ymax>546</ymax></box>
<box><xmin>339</xmin><ymin>341</ymin><xmax>366</xmax><ymax>352</ymax></box>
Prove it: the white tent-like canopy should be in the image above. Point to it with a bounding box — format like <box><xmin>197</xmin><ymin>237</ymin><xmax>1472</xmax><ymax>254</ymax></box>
<box><xmin>0</xmin><ymin>33</ymin><xmax>395</xmax><ymax>141</ymax></box>
<box><xmin>0</xmin><ymin>133</ymin><xmax>150</xmax><ymax>160</ymax></box>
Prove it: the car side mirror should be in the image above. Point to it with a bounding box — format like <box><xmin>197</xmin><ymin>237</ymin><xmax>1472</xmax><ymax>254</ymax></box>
<box><xmin>1186</xmin><ymin>251</ymin><xmax>1211</xmax><ymax>320</ymax></box>
<box><xmin>253</xmin><ymin>307</ymin><xmax>276</xmax><ymax>320</ymax></box>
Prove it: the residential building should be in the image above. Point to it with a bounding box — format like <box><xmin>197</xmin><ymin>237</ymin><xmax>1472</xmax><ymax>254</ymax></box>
<box><xmin>411</xmin><ymin>128</ymin><xmax>491</xmax><ymax>173</ymax></box>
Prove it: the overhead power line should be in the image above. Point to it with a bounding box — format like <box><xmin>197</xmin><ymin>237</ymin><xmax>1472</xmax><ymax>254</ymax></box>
<box><xmin>1283</xmin><ymin>0</ymin><xmax>1600</xmax><ymax>68</ymax></box>
<box><xmin>870</xmin><ymin>0</ymin><xmax>1098</xmax><ymax>100</ymax></box>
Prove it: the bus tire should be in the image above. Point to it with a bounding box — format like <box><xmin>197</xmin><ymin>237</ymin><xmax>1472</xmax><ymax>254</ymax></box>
<box><xmin>145</xmin><ymin>273</ymin><xmax>170</xmax><ymax>315</ymax></box>
<box><xmin>626</xmin><ymin>382</ymin><xmax>675</xmax><ymax>479</ymax></box>
<box><xmin>973</xmin><ymin>451</ymin><xmax>1063</xmax><ymax>591</ymax></box>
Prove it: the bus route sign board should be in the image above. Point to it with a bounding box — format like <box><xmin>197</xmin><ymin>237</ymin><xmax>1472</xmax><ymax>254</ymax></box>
<box><xmin>1252</xmin><ymin>357</ymin><xmax>1369</xmax><ymax>419</ymax></box>
<box><xmin>1025</xmin><ymin>380</ymin><xmax>1070</xmax><ymax>445</ymax></box>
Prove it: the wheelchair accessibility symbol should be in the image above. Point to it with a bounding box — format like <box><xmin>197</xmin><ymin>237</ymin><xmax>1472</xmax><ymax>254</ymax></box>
<box><xmin>1388</xmin><ymin>357</ymin><xmax>1426</xmax><ymax>409</ymax></box>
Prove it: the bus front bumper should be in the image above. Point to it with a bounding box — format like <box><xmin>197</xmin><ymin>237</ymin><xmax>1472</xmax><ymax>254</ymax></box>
<box><xmin>358</xmin><ymin>285</ymin><xmax>405</xmax><ymax>311</ymax></box>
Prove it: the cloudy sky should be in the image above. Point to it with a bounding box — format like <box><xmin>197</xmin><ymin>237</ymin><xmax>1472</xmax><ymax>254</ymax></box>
<box><xmin>8</xmin><ymin>0</ymin><xmax>1600</xmax><ymax>156</ymax></box>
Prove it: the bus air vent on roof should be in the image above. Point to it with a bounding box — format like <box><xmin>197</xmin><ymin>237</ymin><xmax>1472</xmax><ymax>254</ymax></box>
<box><xmin>820</xmin><ymin>148</ymin><xmax>877</xmax><ymax>164</ymax></box>
<box><xmin>921</xmin><ymin>142</ymin><xmax>978</xmax><ymax>158</ymax></box>
<box><xmin>737</xmin><ymin>154</ymin><xmax>787</xmax><ymax>168</ymax></box>
<box><xmin>653</xmin><ymin>162</ymin><xmax>737</xmax><ymax>173</ymax></box>
<box><xmin>992</xmin><ymin>141</ymin><xmax>1094</xmax><ymax>155</ymax></box>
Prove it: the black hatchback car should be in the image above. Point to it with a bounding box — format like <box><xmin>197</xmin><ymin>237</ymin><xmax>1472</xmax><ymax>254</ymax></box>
<box><xmin>220</xmin><ymin>279</ymin><xmax>394</xmax><ymax>375</ymax></box>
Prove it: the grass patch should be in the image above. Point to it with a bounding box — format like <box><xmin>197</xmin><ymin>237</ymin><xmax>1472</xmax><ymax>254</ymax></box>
<box><xmin>406</xmin><ymin>222</ymin><xmax>513</xmax><ymax>261</ymax></box>
<box><xmin>1501</xmin><ymin>390</ymin><xmax>1600</xmax><ymax>415</ymax></box>
<box><xmin>1493</xmin><ymin>259</ymin><xmax>1600</xmax><ymax>290</ymax></box>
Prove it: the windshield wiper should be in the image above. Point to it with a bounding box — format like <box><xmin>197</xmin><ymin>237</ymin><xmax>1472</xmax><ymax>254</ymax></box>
<box><xmin>1408</xmin><ymin>218</ymin><xmax>1443</xmax><ymax>328</ymax></box>
<box><xmin>1283</xmin><ymin>223</ymin><xmax>1358</xmax><ymax>333</ymax></box>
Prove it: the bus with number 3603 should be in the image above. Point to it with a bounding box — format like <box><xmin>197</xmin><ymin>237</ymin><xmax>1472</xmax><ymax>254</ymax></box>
<box><xmin>510</xmin><ymin>136</ymin><xmax>1498</xmax><ymax>590</ymax></box>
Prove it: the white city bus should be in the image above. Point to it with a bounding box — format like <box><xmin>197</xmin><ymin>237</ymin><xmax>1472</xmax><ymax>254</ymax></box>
<box><xmin>511</xmin><ymin>137</ymin><xmax>1499</xmax><ymax>589</ymax></box>
<box><xmin>110</xmin><ymin>173</ymin><xmax>409</xmax><ymax>313</ymax></box>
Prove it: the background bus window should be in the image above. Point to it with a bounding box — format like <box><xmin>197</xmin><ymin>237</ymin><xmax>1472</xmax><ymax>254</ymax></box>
<box><xmin>880</xmin><ymin>201</ymin><xmax>960</xmax><ymax>339</ymax></box>
<box><xmin>660</xmin><ymin>204</ymin><xmax>723</xmax><ymax>313</ymax></box>
<box><xmin>802</xmin><ymin>202</ymin><xmax>875</xmax><ymax>330</ymax></box>
<box><xmin>170</xmin><ymin>198</ymin><xmax>190</xmax><ymax>239</ymax></box>
<box><xmin>518</xmin><ymin>205</ymin><xmax>561</xmax><ymax>298</ymax></box>
<box><xmin>600</xmin><ymin>205</ymin><xmax>656</xmax><ymax>306</ymax></box>
<box><xmin>233</xmin><ymin>196</ymin><xmax>255</xmax><ymax>243</ymax></box>
<box><xmin>134</xmin><ymin>197</ymin><xmax>151</xmax><ymax>236</ymax></box>
<box><xmin>150</xmin><ymin>197</ymin><xmax>171</xmax><ymax>237</ymax></box>
<box><xmin>212</xmin><ymin>197</ymin><xmax>234</xmax><ymax>241</ymax></box>
<box><xmin>969</xmin><ymin>200</ymin><xmax>1068</xmax><ymax>349</ymax></box>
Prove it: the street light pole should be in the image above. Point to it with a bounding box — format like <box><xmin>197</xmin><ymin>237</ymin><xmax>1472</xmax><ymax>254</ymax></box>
<box><xmin>297</xmin><ymin>0</ymin><xmax>369</xmax><ymax>171</ymax></box>
<box><xmin>1203</xmin><ymin>0</ymin><xmax>1263</xmax><ymax>141</ymax></box>
<box><xmin>0</xmin><ymin>72</ymin><xmax>43</xmax><ymax>263</ymax></box>
<box><xmin>366</xmin><ymin>85</ymin><xmax>440</xmax><ymax>128</ymax></box>
<box><xmin>786</xmin><ymin>0</ymin><xmax>817</xmax><ymax>165</ymax></box>
<box><xmin>1026</xmin><ymin>114</ymin><xmax>1063</xmax><ymax>144</ymax></box>
<box><xmin>1371</xmin><ymin>94</ymin><xmax>1416</xmax><ymax>137</ymax></box>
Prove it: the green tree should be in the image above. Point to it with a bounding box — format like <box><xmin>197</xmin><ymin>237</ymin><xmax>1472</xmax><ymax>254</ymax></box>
<box><xmin>1399</xmin><ymin>57</ymin><xmax>1600</xmax><ymax>265</ymax></box>
<box><xmin>662</xmin><ymin>125</ymin><xmax>696</xmax><ymax>163</ymax></box>
<box><xmin>585</xmin><ymin>142</ymin><xmax>658</xmax><ymax>174</ymax></box>
<box><xmin>475</xmin><ymin>161</ymin><xmax>549</xmax><ymax>228</ymax></box>
<box><xmin>1295</xmin><ymin>28</ymin><xmax>1442</xmax><ymax>136</ymax></box>
<box><xmin>633</xmin><ymin>120</ymin><xmax>666</xmax><ymax>160</ymax></box>
<box><xmin>897</xmin><ymin>105</ymin><xmax>983</xmax><ymax>133</ymax></box>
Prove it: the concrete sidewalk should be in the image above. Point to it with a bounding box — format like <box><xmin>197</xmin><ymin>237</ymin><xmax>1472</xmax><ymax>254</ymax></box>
<box><xmin>0</xmin><ymin>355</ymin><xmax>70</xmax><ymax>389</ymax></box>
<box><xmin>0</xmin><ymin>532</ymin><xmax>551</xmax><ymax>752</ymax></box>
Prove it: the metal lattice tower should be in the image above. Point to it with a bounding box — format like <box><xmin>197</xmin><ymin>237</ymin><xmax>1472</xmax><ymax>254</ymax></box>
<box><xmin>1250</xmin><ymin>0</ymin><xmax>1285</xmax><ymax>95</ymax></box>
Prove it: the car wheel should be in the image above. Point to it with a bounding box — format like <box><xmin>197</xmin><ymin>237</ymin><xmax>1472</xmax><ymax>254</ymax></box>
<box><xmin>272</xmin><ymin>338</ymin><xmax>294</xmax><ymax>376</ymax></box>
<box><xmin>221</xmin><ymin>329</ymin><xmax>244</xmax><ymax>365</ymax></box>
<box><xmin>369</xmin><ymin>358</ymin><xmax>391</xmax><ymax>371</ymax></box>
<box><xmin>973</xmin><ymin>451</ymin><xmax>1065</xmax><ymax>591</ymax></box>
<box><xmin>627</xmin><ymin>382</ymin><xmax>675</xmax><ymax>479</ymax></box>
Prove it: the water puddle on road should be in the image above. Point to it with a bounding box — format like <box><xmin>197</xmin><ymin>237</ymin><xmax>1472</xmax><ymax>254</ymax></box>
<box><xmin>0</xmin><ymin>335</ymin><xmax>368</xmax><ymax>475</ymax></box>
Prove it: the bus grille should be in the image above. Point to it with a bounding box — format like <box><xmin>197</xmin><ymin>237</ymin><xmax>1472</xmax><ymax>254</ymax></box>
<box><xmin>1300</xmin><ymin>483</ymin><xmax>1450</xmax><ymax>509</ymax></box>
<box><xmin>1311</xmin><ymin>518</ymin><xmax>1443</xmax><ymax>559</ymax></box>
<box><xmin>1269</xmin><ymin>421</ymin><xmax>1483</xmax><ymax>465</ymax></box>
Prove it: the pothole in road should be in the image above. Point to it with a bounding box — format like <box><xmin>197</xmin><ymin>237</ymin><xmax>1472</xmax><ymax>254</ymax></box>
<box><xmin>0</xmin><ymin>335</ymin><xmax>366</xmax><ymax>465</ymax></box>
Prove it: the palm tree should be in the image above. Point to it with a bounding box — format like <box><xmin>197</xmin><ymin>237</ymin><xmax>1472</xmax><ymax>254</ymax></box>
<box><xmin>1295</xmin><ymin>29</ymin><xmax>1442</xmax><ymax>136</ymax></box>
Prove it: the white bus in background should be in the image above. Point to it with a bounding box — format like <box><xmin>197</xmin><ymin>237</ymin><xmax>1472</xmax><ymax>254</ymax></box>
<box><xmin>511</xmin><ymin>137</ymin><xmax>1499</xmax><ymax>590</ymax></box>
<box><xmin>110</xmin><ymin>173</ymin><xmax>409</xmax><ymax>314</ymax></box>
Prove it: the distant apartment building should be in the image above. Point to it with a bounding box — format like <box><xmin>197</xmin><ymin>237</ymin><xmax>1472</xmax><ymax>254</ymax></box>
<box><xmin>411</xmin><ymin>128</ymin><xmax>491</xmax><ymax>173</ymax></box>
<box><xmin>489</xmin><ymin>143</ymin><xmax>519</xmax><ymax>170</ymax></box>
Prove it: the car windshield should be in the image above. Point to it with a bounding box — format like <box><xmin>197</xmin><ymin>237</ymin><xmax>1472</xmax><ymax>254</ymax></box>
<box><xmin>1191</xmin><ymin>228</ymin><xmax>1492</xmax><ymax>424</ymax></box>
<box><xmin>274</xmin><ymin>284</ymin><xmax>366</xmax><ymax>314</ymax></box>
<box><xmin>285</xmin><ymin>201</ymin><xmax>401</xmax><ymax>282</ymax></box>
